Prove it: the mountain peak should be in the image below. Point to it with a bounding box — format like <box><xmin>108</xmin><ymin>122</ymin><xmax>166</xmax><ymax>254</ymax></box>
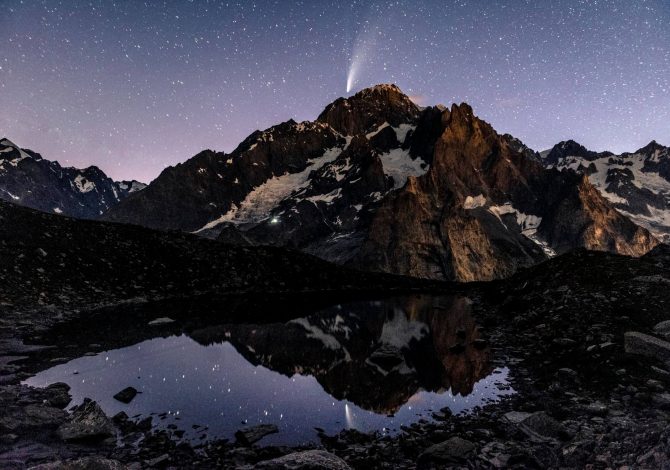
<box><xmin>544</xmin><ymin>139</ymin><xmax>606</xmax><ymax>164</ymax></box>
<box><xmin>317</xmin><ymin>83</ymin><xmax>419</xmax><ymax>136</ymax></box>
<box><xmin>634</xmin><ymin>139</ymin><xmax>667</xmax><ymax>156</ymax></box>
<box><xmin>357</xmin><ymin>83</ymin><xmax>403</xmax><ymax>95</ymax></box>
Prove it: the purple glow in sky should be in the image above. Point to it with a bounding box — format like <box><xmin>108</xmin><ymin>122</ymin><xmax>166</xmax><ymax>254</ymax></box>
<box><xmin>1</xmin><ymin>0</ymin><xmax>669</xmax><ymax>182</ymax></box>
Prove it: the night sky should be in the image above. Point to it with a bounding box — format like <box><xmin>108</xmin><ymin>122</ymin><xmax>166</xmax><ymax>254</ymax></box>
<box><xmin>1</xmin><ymin>0</ymin><xmax>669</xmax><ymax>183</ymax></box>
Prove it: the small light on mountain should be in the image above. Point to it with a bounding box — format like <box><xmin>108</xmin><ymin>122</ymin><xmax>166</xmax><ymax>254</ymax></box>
<box><xmin>270</xmin><ymin>216</ymin><xmax>280</xmax><ymax>224</ymax></box>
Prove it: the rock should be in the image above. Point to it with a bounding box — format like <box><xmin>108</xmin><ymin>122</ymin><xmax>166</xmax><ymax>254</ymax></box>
<box><xmin>418</xmin><ymin>436</ymin><xmax>476</xmax><ymax>466</ymax></box>
<box><xmin>28</xmin><ymin>457</ymin><xmax>126</xmax><ymax>469</ymax></box>
<box><xmin>44</xmin><ymin>382</ymin><xmax>71</xmax><ymax>408</ymax></box>
<box><xmin>519</xmin><ymin>412</ymin><xmax>569</xmax><ymax>442</ymax></box>
<box><xmin>557</xmin><ymin>368</ymin><xmax>578</xmax><ymax>383</ymax></box>
<box><xmin>582</xmin><ymin>402</ymin><xmax>608</xmax><ymax>416</ymax></box>
<box><xmin>113</xmin><ymin>386</ymin><xmax>138</xmax><ymax>404</ymax></box>
<box><xmin>553</xmin><ymin>338</ymin><xmax>577</xmax><ymax>346</ymax></box>
<box><xmin>144</xmin><ymin>454</ymin><xmax>169</xmax><ymax>467</ymax></box>
<box><xmin>148</xmin><ymin>317</ymin><xmax>175</xmax><ymax>326</ymax></box>
<box><xmin>136</xmin><ymin>416</ymin><xmax>152</xmax><ymax>431</ymax></box>
<box><xmin>624</xmin><ymin>331</ymin><xmax>670</xmax><ymax>362</ymax></box>
<box><xmin>654</xmin><ymin>320</ymin><xmax>670</xmax><ymax>339</ymax></box>
<box><xmin>651</xmin><ymin>392</ymin><xmax>670</xmax><ymax>409</ymax></box>
<box><xmin>0</xmin><ymin>404</ymin><xmax>67</xmax><ymax>432</ymax></box>
<box><xmin>479</xmin><ymin>441</ymin><xmax>511</xmax><ymax>469</ymax></box>
<box><xmin>503</xmin><ymin>411</ymin><xmax>532</xmax><ymax>424</ymax></box>
<box><xmin>56</xmin><ymin>399</ymin><xmax>115</xmax><ymax>442</ymax></box>
<box><xmin>234</xmin><ymin>423</ymin><xmax>279</xmax><ymax>446</ymax></box>
<box><xmin>254</xmin><ymin>450</ymin><xmax>352</xmax><ymax>469</ymax></box>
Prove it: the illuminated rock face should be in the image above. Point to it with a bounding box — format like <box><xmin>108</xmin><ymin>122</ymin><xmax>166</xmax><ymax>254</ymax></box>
<box><xmin>102</xmin><ymin>85</ymin><xmax>657</xmax><ymax>281</ymax></box>
<box><xmin>190</xmin><ymin>295</ymin><xmax>492</xmax><ymax>415</ymax></box>
<box><xmin>356</xmin><ymin>102</ymin><xmax>657</xmax><ymax>281</ymax></box>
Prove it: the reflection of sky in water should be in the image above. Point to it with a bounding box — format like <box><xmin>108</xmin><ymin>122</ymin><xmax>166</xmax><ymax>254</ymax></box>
<box><xmin>25</xmin><ymin>334</ymin><xmax>513</xmax><ymax>445</ymax></box>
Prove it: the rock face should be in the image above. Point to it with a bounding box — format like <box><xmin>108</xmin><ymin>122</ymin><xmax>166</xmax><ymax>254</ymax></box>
<box><xmin>317</xmin><ymin>83</ymin><xmax>420</xmax><ymax>136</ymax></box>
<box><xmin>543</xmin><ymin>139</ymin><xmax>670</xmax><ymax>242</ymax></box>
<box><xmin>355</xmin><ymin>103</ymin><xmax>657</xmax><ymax>280</ymax></box>
<box><xmin>101</xmin><ymin>85</ymin><xmax>657</xmax><ymax>281</ymax></box>
<box><xmin>56</xmin><ymin>399</ymin><xmax>115</xmax><ymax>442</ymax></box>
<box><xmin>0</xmin><ymin>138</ymin><xmax>145</xmax><ymax>219</ymax></box>
<box><xmin>103</xmin><ymin>120</ymin><xmax>343</xmax><ymax>232</ymax></box>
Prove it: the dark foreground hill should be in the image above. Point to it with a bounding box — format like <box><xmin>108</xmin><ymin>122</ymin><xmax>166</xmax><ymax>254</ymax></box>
<box><xmin>0</xmin><ymin>198</ymin><xmax>432</xmax><ymax>328</ymax></box>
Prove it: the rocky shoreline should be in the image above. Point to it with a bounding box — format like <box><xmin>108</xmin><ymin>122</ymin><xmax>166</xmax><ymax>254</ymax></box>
<box><xmin>1</xmin><ymin>248</ymin><xmax>670</xmax><ymax>468</ymax></box>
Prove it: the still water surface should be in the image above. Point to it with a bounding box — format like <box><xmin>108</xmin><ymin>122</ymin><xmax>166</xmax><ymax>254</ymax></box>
<box><xmin>25</xmin><ymin>295</ymin><xmax>513</xmax><ymax>445</ymax></box>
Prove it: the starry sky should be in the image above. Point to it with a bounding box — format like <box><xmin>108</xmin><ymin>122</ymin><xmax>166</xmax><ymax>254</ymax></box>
<box><xmin>1</xmin><ymin>0</ymin><xmax>669</xmax><ymax>183</ymax></box>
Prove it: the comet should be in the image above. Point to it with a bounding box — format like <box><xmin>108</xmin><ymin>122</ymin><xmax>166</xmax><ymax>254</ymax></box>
<box><xmin>346</xmin><ymin>21</ymin><xmax>379</xmax><ymax>93</ymax></box>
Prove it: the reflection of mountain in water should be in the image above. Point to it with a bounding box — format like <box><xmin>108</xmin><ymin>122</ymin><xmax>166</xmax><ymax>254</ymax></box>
<box><xmin>190</xmin><ymin>295</ymin><xmax>491</xmax><ymax>414</ymax></box>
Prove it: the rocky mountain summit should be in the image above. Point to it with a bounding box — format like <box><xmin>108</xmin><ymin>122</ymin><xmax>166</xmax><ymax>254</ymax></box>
<box><xmin>103</xmin><ymin>84</ymin><xmax>657</xmax><ymax>281</ymax></box>
<box><xmin>543</xmin><ymin>139</ymin><xmax>670</xmax><ymax>243</ymax></box>
<box><xmin>0</xmin><ymin>138</ymin><xmax>145</xmax><ymax>219</ymax></box>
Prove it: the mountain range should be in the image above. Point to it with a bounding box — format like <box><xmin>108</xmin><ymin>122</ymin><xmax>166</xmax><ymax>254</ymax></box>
<box><xmin>3</xmin><ymin>84</ymin><xmax>668</xmax><ymax>281</ymax></box>
<box><xmin>0</xmin><ymin>138</ymin><xmax>145</xmax><ymax>219</ymax></box>
<box><xmin>543</xmin><ymin>139</ymin><xmax>670</xmax><ymax>243</ymax></box>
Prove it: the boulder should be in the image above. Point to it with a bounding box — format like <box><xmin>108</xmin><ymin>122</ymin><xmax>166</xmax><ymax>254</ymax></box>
<box><xmin>44</xmin><ymin>382</ymin><xmax>72</xmax><ymax>409</ymax></box>
<box><xmin>418</xmin><ymin>436</ymin><xmax>476</xmax><ymax>467</ymax></box>
<box><xmin>113</xmin><ymin>386</ymin><xmax>138</xmax><ymax>404</ymax></box>
<box><xmin>56</xmin><ymin>399</ymin><xmax>115</xmax><ymax>442</ymax></box>
<box><xmin>624</xmin><ymin>331</ymin><xmax>670</xmax><ymax>363</ymax></box>
<box><xmin>234</xmin><ymin>423</ymin><xmax>279</xmax><ymax>446</ymax></box>
<box><xmin>519</xmin><ymin>412</ymin><xmax>569</xmax><ymax>442</ymax></box>
<box><xmin>653</xmin><ymin>320</ymin><xmax>670</xmax><ymax>340</ymax></box>
<box><xmin>254</xmin><ymin>450</ymin><xmax>351</xmax><ymax>470</ymax></box>
<box><xmin>503</xmin><ymin>411</ymin><xmax>532</xmax><ymax>424</ymax></box>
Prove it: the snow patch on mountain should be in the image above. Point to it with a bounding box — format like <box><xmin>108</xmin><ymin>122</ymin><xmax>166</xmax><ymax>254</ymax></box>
<box><xmin>73</xmin><ymin>174</ymin><xmax>96</xmax><ymax>193</ymax></box>
<box><xmin>380</xmin><ymin>148</ymin><xmax>428</xmax><ymax>189</ymax></box>
<box><xmin>365</xmin><ymin>122</ymin><xmax>391</xmax><ymax>140</ymax></box>
<box><xmin>463</xmin><ymin>196</ymin><xmax>555</xmax><ymax>256</ymax></box>
<box><xmin>0</xmin><ymin>139</ymin><xmax>32</xmax><ymax>163</ymax></box>
<box><xmin>194</xmin><ymin>145</ymin><xmax>347</xmax><ymax>232</ymax></box>
<box><xmin>394</xmin><ymin>124</ymin><xmax>415</xmax><ymax>144</ymax></box>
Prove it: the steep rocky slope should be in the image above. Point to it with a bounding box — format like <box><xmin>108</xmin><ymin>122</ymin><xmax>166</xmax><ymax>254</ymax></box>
<box><xmin>102</xmin><ymin>85</ymin><xmax>657</xmax><ymax>281</ymax></box>
<box><xmin>0</xmin><ymin>138</ymin><xmax>144</xmax><ymax>218</ymax></box>
<box><xmin>543</xmin><ymin>139</ymin><xmax>670</xmax><ymax>242</ymax></box>
<box><xmin>356</xmin><ymin>103</ymin><xmax>657</xmax><ymax>281</ymax></box>
<box><xmin>103</xmin><ymin>121</ymin><xmax>345</xmax><ymax>232</ymax></box>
